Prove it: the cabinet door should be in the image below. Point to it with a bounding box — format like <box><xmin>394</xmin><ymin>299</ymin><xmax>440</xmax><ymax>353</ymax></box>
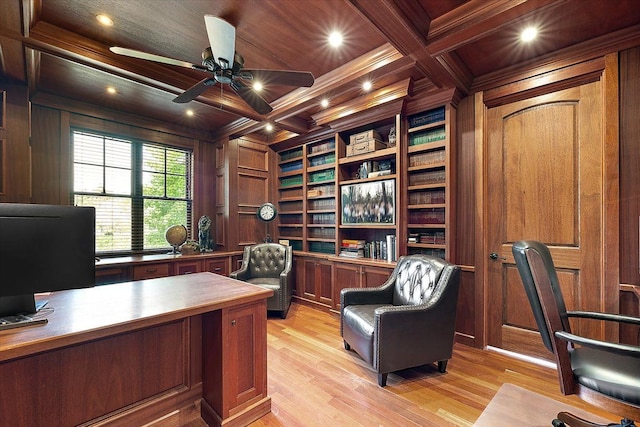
<box><xmin>224</xmin><ymin>302</ymin><xmax>268</xmax><ymax>411</ymax></box>
<box><xmin>175</xmin><ymin>260</ymin><xmax>201</xmax><ymax>276</ymax></box>
<box><xmin>362</xmin><ymin>266</ymin><xmax>393</xmax><ymax>288</ymax></box>
<box><xmin>293</xmin><ymin>257</ymin><xmax>304</xmax><ymax>297</ymax></box>
<box><xmin>202</xmin><ymin>300</ymin><xmax>268</xmax><ymax>422</ymax></box>
<box><xmin>333</xmin><ymin>263</ymin><xmax>361</xmax><ymax>310</ymax></box>
<box><xmin>132</xmin><ymin>263</ymin><xmax>169</xmax><ymax>280</ymax></box>
<box><xmin>203</xmin><ymin>258</ymin><xmax>229</xmax><ymax>276</ymax></box>
<box><xmin>302</xmin><ymin>258</ymin><xmax>332</xmax><ymax>307</ymax></box>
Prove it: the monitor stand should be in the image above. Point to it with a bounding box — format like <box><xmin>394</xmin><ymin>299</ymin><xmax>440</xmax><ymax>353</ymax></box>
<box><xmin>0</xmin><ymin>294</ymin><xmax>37</xmax><ymax>317</ymax></box>
<box><xmin>0</xmin><ymin>294</ymin><xmax>48</xmax><ymax>331</ymax></box>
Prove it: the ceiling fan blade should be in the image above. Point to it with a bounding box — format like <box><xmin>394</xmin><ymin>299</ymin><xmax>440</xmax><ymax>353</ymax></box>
<box><xmin>173</xmin><ymin>78</ymin><xmax>215</xmax><ymax>103</ymax></box>
<box><xmin>110</xmin><ymin>46</ymin><xmax>200</xmax><ymax>69</ymax></box>
<box><xmin>244</xmin><ymin>70</ymin><xmax>315</xmax><ymax>87</ymax></box>
<box><xmin>230</xmin><ymin>80</ymin><xmax>273</xmax><ymax>115</ymax></box>
<box><xmin>204</xmin><ymin>15</ymin><xmax>235</xmax><ymax>69</ymax></box>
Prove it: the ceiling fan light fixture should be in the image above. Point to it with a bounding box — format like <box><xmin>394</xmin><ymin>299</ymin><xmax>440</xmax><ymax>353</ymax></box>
<box><xmin>96</xmin><ymin>14</ymin><xmax>114</xmax><ymax>27</ymax></box>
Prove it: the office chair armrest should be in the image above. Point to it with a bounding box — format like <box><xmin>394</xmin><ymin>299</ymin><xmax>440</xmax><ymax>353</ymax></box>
<box><xmin>567</xmin><ymin>310</ymin><xmax>640</xmax><ymax>326</ymax></box>
<box><xmin>555</xmin><ymin>330</ymin><xmax>640</xmax><ymax>357</ymax></box>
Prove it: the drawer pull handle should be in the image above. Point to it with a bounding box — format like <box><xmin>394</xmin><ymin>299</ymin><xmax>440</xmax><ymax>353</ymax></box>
<box><xmin>214</xmin><ymin>267</ymin><xmax>221</xmax><ymax>271</ymax></box>
<box><xmin>147</xmin><ymin>268</ymin><xmax>157</xmax><ymax>273</ymax></box>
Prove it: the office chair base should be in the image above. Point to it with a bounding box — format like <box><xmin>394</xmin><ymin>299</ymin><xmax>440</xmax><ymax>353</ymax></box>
<box><xmin>552</xmin><ymin>411</ymin><xmax>636</xmax><ymax>427</ymax></box>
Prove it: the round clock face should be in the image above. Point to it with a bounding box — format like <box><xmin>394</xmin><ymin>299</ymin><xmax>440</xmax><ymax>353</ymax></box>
<box><xmin>257</xmin><ymin>203</ymin><xmax>277</xmax><ymax>222</ymax></box>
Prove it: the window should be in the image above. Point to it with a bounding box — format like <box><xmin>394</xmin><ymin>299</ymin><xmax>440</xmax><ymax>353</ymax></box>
<box><xmin>72</xmin><ymin>130</ymin><xmax>192</xmax><ymax>254</ymax></box>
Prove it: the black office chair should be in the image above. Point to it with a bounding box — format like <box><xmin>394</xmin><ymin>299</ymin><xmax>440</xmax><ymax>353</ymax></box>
<box><xmin>512</xmin><ymin>240</ymin><xmax>640</xmax><ymax>427</ymax></box>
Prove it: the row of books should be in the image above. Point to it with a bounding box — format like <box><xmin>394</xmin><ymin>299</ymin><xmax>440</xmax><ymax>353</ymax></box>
<box><xmin>339</xmin><ymin>236</ymin><xmax>397</xmax><ymax>262</ymax></box>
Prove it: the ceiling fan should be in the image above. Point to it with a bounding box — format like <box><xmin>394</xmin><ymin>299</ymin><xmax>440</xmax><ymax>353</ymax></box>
<box><xmin>110</xmin><ymin>15</ymin><xmax>315</xmax><ymax>115</ymax></box>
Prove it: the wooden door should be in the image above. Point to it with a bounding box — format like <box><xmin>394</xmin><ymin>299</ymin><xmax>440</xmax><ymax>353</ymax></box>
<box><xmin>486</xmin><ymin>82</ymin><xmax>604</xmax><ymax>359</ymax></box>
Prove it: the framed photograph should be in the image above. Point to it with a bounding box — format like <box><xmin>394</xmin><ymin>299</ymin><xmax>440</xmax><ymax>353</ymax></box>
<box><xmin>341</xmin><ymin>179</ymin><xmax>395</xmax><ymax>225</ymax></box>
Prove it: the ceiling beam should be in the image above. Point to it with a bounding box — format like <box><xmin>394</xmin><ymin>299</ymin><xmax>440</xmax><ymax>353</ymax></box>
<box><xmin>348</xmin><ymin>0</ymin><xmax>459</xmax><ymax>89</ymax></box>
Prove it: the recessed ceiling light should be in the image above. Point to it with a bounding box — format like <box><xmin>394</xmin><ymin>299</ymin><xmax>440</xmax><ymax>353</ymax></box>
<box><xmin>521</xmin><ymin>27</ymin><xmax>538</xmax><ymax>42</ymax></box>
<box><xmin>253</xmin><ymin>82</ymin><xmax>263</xmax><ymax>91</ymax></box>
<box><xmin>265</xmin><ymin>123</ymin><xmax>274</xmax><ymax>132</ymax></box>
<box><xmin>96</xmin><ymin>14</ymin><xmax>114</xmax><ymax>27</ymax></box>
<box><xmin>106</xmin><ymin>86</ymin><xmax>117</xmax><ymax>94</ymax></box>
<box><xmin>362</xmin><ymin>81</ymin><xmax>372</xmax><ymax>91</ymax></box>
<box><xmin>320</xmin><ymin>98</ymin><xmax>329</xmax><ymax>108</ymax></box>
<box><xmin>328</xmin><ymin>31</ymin><xmax>343</xmax><ymax>47</ymax></box>
<box><xmin>186</xmin><ymin>109</ymin><xmax>194</xmax><ymax>117</ymax></box>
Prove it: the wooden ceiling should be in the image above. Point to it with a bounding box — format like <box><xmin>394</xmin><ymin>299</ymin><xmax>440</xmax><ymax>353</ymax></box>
<box><xmin>1</xmin><ymin>0</ymin><xmax>639</xmax><ymax>142</ymax></box>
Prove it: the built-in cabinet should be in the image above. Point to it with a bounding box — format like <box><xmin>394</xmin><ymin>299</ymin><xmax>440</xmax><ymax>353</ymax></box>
<box><xmin>302</xmin><ymin>257</ymin><xmax>333</xmax><ymax>307</ymax></box>
<box><xmin>333</xmin><ymin>262</ymin><xmax>392</xmax><ymax>310</ymax></box>
<box><xmin>276</xmin><ymin>100</ymin><xmax>455</xmax><ymax>263</ymax></box>
<box><xmin>95</xmin><ymin>252</ymin><xmax>240</xmax><ymax>285</ymax></box>
<box><xmin>405</xmin><ymin>105</ymin><xmax>456</xmax><ymax>259</ymax></box>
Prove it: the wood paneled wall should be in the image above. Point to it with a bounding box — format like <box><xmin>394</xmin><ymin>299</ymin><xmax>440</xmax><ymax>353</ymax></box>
<box><xmin>0</xmin><ymin>82</ymin><xmax>30</xmax><ymax>203</ymax></box>
<box><xmin>620</xmin><ymin>46</ymin><xmax>640</xmax><ymax>286</ymax></box>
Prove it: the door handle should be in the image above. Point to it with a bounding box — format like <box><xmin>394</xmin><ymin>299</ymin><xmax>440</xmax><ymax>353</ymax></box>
<box><xmin>489</xmin><ymin>252</ymin><xmax>506</xmax><ymax>260</ymax></box>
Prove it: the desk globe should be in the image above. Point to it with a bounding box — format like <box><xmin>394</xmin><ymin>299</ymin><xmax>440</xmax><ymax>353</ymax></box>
<box><xmin>165</xmin><ymin>224</ymin><xmax>187</xmax><ymax>254</ymax></box>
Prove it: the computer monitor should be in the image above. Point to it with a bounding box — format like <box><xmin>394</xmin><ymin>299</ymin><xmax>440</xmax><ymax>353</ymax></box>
<box><xmin>0</xmin><ymin>203</ymin><xmax>95</xmax><ymax>317</ymax></box>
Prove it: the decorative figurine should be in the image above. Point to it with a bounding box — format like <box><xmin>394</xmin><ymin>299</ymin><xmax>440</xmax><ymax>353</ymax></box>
<box><xmin>388</xmin><ymin>125</ymin><xmax>396</xmax><ymax>146</ymax></box>
<box><xmin>198</xmin><ymin>215</ymin><xmax>213</xmax><ymax>252</ymax></box>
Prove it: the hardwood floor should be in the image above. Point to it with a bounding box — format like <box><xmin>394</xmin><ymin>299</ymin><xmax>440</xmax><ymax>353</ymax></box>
<box><xmin>250</xmin><ymin>302</ymin><xmax>620</xmax><ymax>426</ymax></box>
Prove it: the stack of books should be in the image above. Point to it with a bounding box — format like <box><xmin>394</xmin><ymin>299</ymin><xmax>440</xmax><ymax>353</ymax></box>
<box><xmin>339</xmin><ymin>239</ymin><xmax>365</xmax><ymax>258</ymax></box>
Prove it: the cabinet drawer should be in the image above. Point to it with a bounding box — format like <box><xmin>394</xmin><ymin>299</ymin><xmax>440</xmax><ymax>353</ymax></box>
<box><xmin>132</xmin><ymin>263</ymin><xmax>169</xmax><ymax>280</ymax></box>
<box><xmin>204</xmin><ymin>259</ymin><xmax>228</xmax><ymax>276</ymax></box>
<box><xmin>176</xmin><ymin>261</ymin><xmax>201</xmax><ymax>275</ymax></box>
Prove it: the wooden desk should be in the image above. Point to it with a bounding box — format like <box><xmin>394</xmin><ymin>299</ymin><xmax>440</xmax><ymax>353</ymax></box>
<box><xmin>0</xmin><ymin>273</ymin><xmax>272</xmax><ymax>427</ymax></box>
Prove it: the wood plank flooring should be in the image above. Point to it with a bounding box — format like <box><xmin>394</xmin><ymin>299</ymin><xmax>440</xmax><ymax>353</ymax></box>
<box><xmin>249</xmin><ymin>303</ymin><xmax>621</xmax><ymax>426</ymax></box>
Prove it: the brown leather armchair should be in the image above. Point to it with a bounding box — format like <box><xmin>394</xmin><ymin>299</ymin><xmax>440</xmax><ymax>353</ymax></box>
<box><xmin>230</xmin><ymin>243</ymin><xmax>293</xmax><ymax>319</ymax></box>
<box><xmin>340</xmin><ymin>254</ymin><xmax>461</xmax><ymax>387</ymax></box>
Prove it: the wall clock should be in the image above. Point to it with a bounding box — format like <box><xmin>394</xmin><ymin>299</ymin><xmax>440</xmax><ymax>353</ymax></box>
<box><xmin>257</xmin><ymin>202</ymin><xmax>277</xmax><ymax>222</ymax></box>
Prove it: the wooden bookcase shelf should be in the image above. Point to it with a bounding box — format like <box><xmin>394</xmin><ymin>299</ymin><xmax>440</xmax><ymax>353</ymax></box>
<box><xmin>276</xmin><ymin>100</ymin><xmax>456</xmax><ymax>265</ymax></box>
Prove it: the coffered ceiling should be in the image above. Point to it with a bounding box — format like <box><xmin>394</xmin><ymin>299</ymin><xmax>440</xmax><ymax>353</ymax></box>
<box><xmin>1</xmin><ymin>0</ymin><xmax>638</xmax><ymax>142</ymax></box>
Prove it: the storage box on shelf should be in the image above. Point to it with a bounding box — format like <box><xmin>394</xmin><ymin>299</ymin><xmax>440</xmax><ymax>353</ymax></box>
<box><xmin>405</xmin><ymin>104</ymin><xmax>455</xmax><ymax>260</ymax></box>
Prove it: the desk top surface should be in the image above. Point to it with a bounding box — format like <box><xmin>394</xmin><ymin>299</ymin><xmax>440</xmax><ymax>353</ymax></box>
<box><xmin>0</xmin><ymin>272</ymin><xmax>271</xmax><ymax>362</ymax></box>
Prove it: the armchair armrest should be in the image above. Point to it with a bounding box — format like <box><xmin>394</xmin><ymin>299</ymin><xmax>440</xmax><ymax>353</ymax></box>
<box><xmin>229</xmin><ymin>247</ymin><xmax>251</xmax><ymax>281</ymax></box>
<box><xmin>555</xmin><ymin>330</ymin><xmax>640</xmax><ymax>358</ymax></box>
<box><xmin>374</xmin><ymin>303</ymin><xmax>457</xmax><ymax>365</ymax></box>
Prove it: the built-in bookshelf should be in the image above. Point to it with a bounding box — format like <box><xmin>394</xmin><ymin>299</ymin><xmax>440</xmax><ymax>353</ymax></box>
<box><xmin>277</xmin><ymin>146</ymin><xmax>304</xmax><ymax>251</ymax></box>
<box><xmin>336</xmin><ymin>114</ymin><xmax>400</xmax><ymax>262</ymax></box>
<box><xmin>306</xmin><ymin>139</ymin><xmax>337</xmax><ymax>254</ymax></box>
<box><xmin>405</xmin><ymin>105</ymin><xmax>454</xmax><ymax>260</ymax></box>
